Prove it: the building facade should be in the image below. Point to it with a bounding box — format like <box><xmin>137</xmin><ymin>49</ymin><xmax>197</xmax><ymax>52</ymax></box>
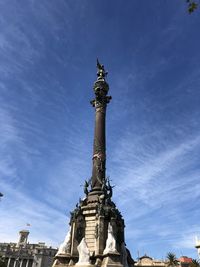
<box><xmin>135</xmin><ymin>255</ymin><xmax>166</xmax><ymax>267</ymax></box>
<box><xmin>0</xmin><ymin>230</ymin><xmax>57</xmax><ymax>267</ymax></box>
<box><xmin>135</xmin><ymin>255</ymin><xmax>192</xmax><ymax>267</ymax></box>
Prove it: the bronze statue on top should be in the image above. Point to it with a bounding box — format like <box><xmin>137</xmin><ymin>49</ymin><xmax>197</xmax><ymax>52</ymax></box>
<box><xmin>97</xmin><ymin>59</ymin><xmax>108</xmax><ymax>80</ymax></box>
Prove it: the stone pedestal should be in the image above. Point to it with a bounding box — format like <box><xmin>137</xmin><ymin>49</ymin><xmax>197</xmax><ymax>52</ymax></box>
<box><xmin>53</xmin><ymin>192</ymin><xmax>134</xmax><ymax>267</ymax></box>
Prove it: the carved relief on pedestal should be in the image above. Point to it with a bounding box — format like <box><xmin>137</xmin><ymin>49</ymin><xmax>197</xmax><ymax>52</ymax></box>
<box><xmin>75</xmin><ymin>214</ymin><xmax>85</xmax><ymax>244</ymax></box>
<box><xmin>69</xmin><ymin>203</ymin><xmax>86</xmax><ymax>258</ymax></box>
<box><xmin>92</xmin><ymin>146</ymin><xmax>106</xmax><ymax>189</ymax></box>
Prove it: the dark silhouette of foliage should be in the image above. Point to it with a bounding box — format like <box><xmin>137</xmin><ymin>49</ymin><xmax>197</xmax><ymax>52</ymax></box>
<box><xmin>166</xmin><ymin>252</ymin><xmax>179</xmax><ymax>267</ymax></box>
<box><xmin>0</xmin><ymin>256</ymin><xmax>6</xmax><ymax>267</ymax></box>
<box><xmin>186</xmin><ymin>0</ymin><xmax>198</xmax><ymax>13</ymax></box>
<box><xmin>190</xmin><ymin>259</ymin><xmax>200</xmax><ymax>267</ymax></box>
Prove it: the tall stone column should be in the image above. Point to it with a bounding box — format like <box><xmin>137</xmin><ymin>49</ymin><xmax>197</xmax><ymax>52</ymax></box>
<box><xmin>52</xmin><ymin>61</ymin><xmax>135</xmax><ymax>267</ymax></box>
<box><xmin>90</xmin><ymin>60</ymin><xmax>111</xmax><ymax>194</ymax></box>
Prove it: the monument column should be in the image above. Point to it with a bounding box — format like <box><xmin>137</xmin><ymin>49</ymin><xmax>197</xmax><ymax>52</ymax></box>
<box><xmin>52</xmin><ymin>60</ymin><xmax>134</xmax><ymax>267</ymax></box>
<box><xmin>90</xmin><ymin>60</ymin><xmax>111</xmax><ymax>194</ymax></box>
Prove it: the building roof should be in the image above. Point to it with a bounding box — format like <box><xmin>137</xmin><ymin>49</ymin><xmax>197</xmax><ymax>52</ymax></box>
<box><xmin>178</xmin><ymin>256</ymin><xmax>192</xmax><ymax>263</ymax></box>
<box><xmin>139</xmin><ymin>255</ymin><xmax>153</xmax><ymax>260</ymax></box>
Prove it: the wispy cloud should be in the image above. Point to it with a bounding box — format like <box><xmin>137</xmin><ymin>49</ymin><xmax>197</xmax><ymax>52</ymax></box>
<box><xmin>0</xmin><ymin>179</ymin><xmax>67</xmax><ymax>246</ymax></box>
<box><xmin>107</xmin><ymin>126</ymin><xmax>200</xmax><ymax>258</ymax></box>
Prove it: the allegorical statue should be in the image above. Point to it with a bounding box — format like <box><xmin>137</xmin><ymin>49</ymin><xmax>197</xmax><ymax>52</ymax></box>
<box><xmin>56</xmin><ymin>227</ymin><xmax>71</xmax><ymax>256</ymax></box>
<box><xmin>103</xmin><ymin>223</ymin><xmax>118</xmax><ymax>255</ymax></box>
<box><xmin>76</xmin><ymin>238</ymin><xmax>90</xmax><ymax>265</ymax></box>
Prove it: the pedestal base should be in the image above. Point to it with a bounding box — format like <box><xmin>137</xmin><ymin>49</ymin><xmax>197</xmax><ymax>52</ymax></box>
<box><xmin>52</xmin><ymin>190</ymin><xmax>134</xmax><ymax>267</ymax></box>
<box><xmin>52</xmin><ymin>255</ymin><xmax>78</xmax><ymax>267</ymax></box>
<box><xmin>102</xmin><ymin>253</ymin><xmax>123</xmax><ymax>267</ymax></box>
<box><xmin>53</xmin><ymin>253</ymin><xmax>125</xmax><ymax>267</ymax></box>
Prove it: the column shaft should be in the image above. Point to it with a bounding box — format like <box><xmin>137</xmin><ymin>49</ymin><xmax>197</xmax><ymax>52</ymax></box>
<box><xmin>92</xmin><ymin>105</ymin><xmax>106</xmax><ymax>190</ymax></box>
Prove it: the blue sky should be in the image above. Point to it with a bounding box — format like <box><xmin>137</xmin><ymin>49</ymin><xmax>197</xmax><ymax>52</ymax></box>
<box><xmin>0</xmin><ymin>0</ymin><xmax>200</xmax><ymax>260</ymax></box>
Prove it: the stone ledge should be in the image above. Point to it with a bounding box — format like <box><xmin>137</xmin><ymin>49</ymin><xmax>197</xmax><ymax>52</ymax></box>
<box><xmin>85</xmin><ymin>219</ymin><xmax>96</xmax><ymax>222</ymax></box>
<box><xmin>101</xmin><ymin>253</ymin><xmax>123</xmax><ymax>267</ymax></box>
<box><xmin>83</xmin><ymin>210</ymin><xmax>96</xmax><ymax>215</ymax></box>
<box><xmin>85</xmin><ymin>226</ymin><xmax>96</xmax><ymax>229</ymax></box>
<box><xmin>85</xmin><ymin>229</ymin><xmax>96</xmax><ymax>232</ymax></box>
<box><xmin>85</xmin><ymin>222</ymin><xmax>96</xmax><ymax>225</ymax></box>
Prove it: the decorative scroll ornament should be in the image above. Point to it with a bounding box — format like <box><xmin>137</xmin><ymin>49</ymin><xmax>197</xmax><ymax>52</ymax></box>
<box><xmin>56</xmin><ymin>227</ymin><xmax>71</xmax><ymax>256</ymax></box>
<box><xmin>76</xmin><ymin>238</ymin><xmax>90</xmax><ymax>265</ymax></box>
<box><xmin>103</xmin><ymin>223</ymin><xmax>118</xmax><ymax>255</ymax></box>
